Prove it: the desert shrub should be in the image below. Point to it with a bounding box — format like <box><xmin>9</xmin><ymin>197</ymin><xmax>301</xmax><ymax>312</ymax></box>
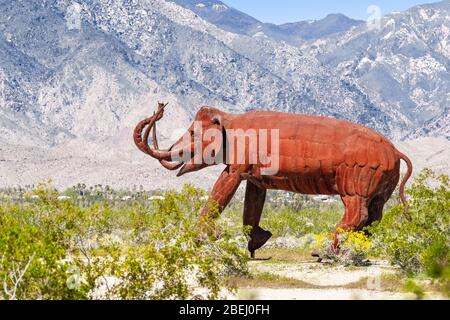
<box><xmin>98</xmin><ymin>186</ymin><xmax>248</xmax><ymax>300</ymax></box>
<box><xmin>260</xmin><ymin>205</ymin><xmax>342</xmax><ymax>238</ymax></box>
<box><xmin>222</xmin><ymin>185</ymin><xmax>345</xmax><ymax>238</ymax></box>
<box><xmin>368</xmin><ymin>169</ymin><xmax>449</xmax><ymax>295</ymax></box>
<box><xmin>403</xmin><ymin>278</ymin><xmax>425</xmax><ymax>300</ymax></box>
<box><xmin>312</xmin><ymin>229</ymin><xmax>372</xmax><ymax>266</ymax></box>
<box><xmin>0</xmin><ymin>184</ymin><xmax>248</xmax><ymax>300</ymax></box>
<box><xmin>223</xmin><ymin>201</ymin><xmax>342</xmax><ymax>240</ymax></box>
<box><xmin>0</xmin><ymin>202</ymin><xmax>90</xmax><ymax>299</ymax></box>
<box><xmin>339</xmin><ymin>229</ymin><xmax>372</xmax><ymax>265</ymax></box>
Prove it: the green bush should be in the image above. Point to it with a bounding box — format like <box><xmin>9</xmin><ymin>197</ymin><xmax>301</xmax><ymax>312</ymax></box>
<box><xmin>0</xmin><ymin>184</ymin><xmax>248</xmax><ymax>300</ymax></box>
<box><xmin>0</xmin><ymin>198</ymin><xmax>90</xmax><ymax>299</ymax></box>
<box><xmin>261</xmin><ymin>205</ymin><xmax>342</xmax><ymax>238</ymax></box>
<box><xmin>403</xmin><ymin>279</ymin><xmax>425</xmax><ymax>300</ymax></box>
<box><xmin>368</xmin><ymin>169</ymin><xmax>449</xmax><ymax>295</ymax></box>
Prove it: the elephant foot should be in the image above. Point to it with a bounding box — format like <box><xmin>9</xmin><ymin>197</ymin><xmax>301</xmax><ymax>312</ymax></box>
<box><xmin>248</xmin><ymin>226</ymin><xmax>272</xmax><ymax>258</ymax></box>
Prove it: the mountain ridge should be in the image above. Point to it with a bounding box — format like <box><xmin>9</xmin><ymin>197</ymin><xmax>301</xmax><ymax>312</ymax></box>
<box><xmin>0</xmin><ymin>0</ymin><xmax>448</xmax><ymax>189</ymax></box>
<box><xmin>170</xmin><ymin>0</ymin><xmax>364</xmax><ymax>45</ymax></box>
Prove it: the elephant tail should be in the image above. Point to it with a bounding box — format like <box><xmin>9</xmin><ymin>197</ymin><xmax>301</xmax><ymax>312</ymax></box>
<box><xmin>397</xmin><ymin>150</ymin><xmax>413</xmax><ymax>208</ymax></box>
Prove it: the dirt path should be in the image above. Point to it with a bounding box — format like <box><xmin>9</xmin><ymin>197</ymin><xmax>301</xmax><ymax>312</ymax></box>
<box><xmin>253</xmin><ymin>260</ymin><xmax>396</xmax><ymax>286</ymax></box>
<box><xmin>228</xmin><ymin>259</ymin><xmax>441</xmax><ymax>300</ymax></box>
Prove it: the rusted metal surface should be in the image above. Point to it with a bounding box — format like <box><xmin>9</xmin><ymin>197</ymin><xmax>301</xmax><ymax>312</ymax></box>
<box><xmin>134</xmin><ymin>104</ymin><xmax>413</xmax><ymax>257</ymax></box>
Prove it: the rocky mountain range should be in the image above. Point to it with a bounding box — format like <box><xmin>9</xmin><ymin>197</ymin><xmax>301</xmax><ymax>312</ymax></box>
<box><xmin>170</xmin><ymin>0</ymin><xmax>364</xmax><ymax>44</ymax></box>
<box><xmin>0</xmin><ymin>0</ymin><xmax>448</xmax><ymax>190</ymax></box>
<box><xmin>302</xmin><ymin>0</ymin><xmax>450</xmax><ymax>139</ymax></box>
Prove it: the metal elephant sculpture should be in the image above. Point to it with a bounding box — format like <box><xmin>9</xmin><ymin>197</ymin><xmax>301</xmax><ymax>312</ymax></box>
<box><xmin>134</xmin><ymin>103</ymin><xmax>413</xmax><ymax>258</ymax></box>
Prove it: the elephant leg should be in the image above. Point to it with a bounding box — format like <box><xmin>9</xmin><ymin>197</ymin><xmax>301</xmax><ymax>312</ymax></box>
<box><xmin>332</xmin><ymin>195</ymin><xmax>369</xmax><ymax>251</ymax></box>
<box><xmin>243</xmin><ymin>180</ymin><xmax>271</xmax><ymax>258</ymax></box>
<box><xmin>365</xmin><ymin>196</ymin><xmax>385</xmax><ymax>228</ymax></box>
<box><xmin>338</xmin><ymin>195</ymin><xmax>369</xmax><ymax>230</ymax></box>
<box><xmin>364</xmin><ymin>179</ymin><xmax>397</xmax><ymax>229</ymax></box>
<box><xmin>201</xmin><ymin>167</ymin><xmax>242</xmax><ymax>220</ymax></box>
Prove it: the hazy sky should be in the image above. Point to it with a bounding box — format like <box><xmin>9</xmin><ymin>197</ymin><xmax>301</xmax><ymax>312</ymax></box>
<box><xmin>221</xmin><ymin>0</ymin><xmax>440</xmax><ymax>23</ymax></box>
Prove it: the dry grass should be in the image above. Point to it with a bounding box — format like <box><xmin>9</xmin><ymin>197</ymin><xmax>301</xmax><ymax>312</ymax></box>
<box><xmin>228</xmin><ymin>272</ymin><xmax>323</xmax><ymax>289</ymax></box>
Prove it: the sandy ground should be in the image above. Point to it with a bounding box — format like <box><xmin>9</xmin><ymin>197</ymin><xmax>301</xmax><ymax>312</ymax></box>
<box><xmin>233</xmin><ymin>288</ymin><xmax>413</xmax><ymax>300</ymax></box>
<box><xmin>252</xmin><ymin>260</ymin><xmax>397</xmax><ymax>286</ymax></box>
<box><xmin>228</xmin><ymin>260</ymin><xmax>444</xmax><ymax>300</ymax></box>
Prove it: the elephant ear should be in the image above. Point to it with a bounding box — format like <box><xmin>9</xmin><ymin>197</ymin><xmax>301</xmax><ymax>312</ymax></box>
<box><xmin>211</xmin><ymin>114</ymin><xmax>222</xmax><ymax>126</ymax></box>
<box><xmin>209</xmin><ymin>112</ymin><xmax>228</xmax><ymax>164</ymax></box>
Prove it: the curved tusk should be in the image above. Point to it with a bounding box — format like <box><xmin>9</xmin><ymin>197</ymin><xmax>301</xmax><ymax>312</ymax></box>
<box><xmin>133</xmin><ymin>115</ymin><xmax>155</xmax><ymax>155</ymax></box>
<box><xmin>134</xmin><ymin>102</ymin><xmax>193</xmax><ymax>169</ymax></box>
<box><xmin>141</xmin><ymin>112</ymin><xmax>173</xmax><ymax>161</ymax></box>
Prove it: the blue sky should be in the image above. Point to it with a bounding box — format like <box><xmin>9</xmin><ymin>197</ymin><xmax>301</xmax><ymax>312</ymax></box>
<box><xmin>221</xmin><ymin>0</ymin><xmax>440</xmax><ymax>23</ymax></box>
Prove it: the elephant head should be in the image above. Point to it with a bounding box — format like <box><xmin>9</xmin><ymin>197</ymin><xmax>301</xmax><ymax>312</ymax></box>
<box><xmin>134</xmin><ymin>103</ymin><xmax>229</xmax><ymax>177</ymax></box>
